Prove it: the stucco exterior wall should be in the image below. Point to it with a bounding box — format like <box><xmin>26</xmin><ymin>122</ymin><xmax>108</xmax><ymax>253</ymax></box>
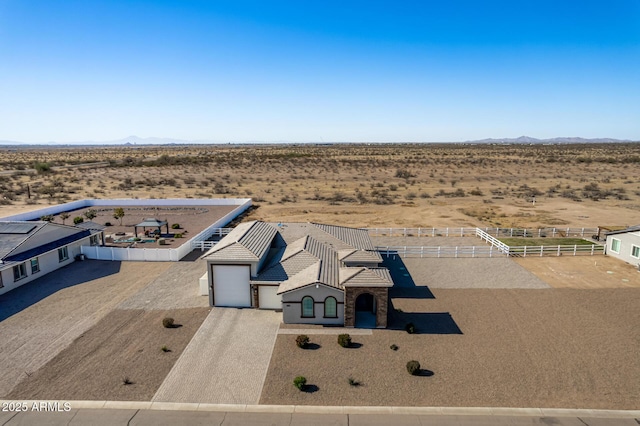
<box><xmin>281</xmin><ymin>285</ymin><xmax>344</xmax><ymax>325</ymax></box>
<box><xmin>606</xmin><ymin>231</ymin><xmax>640</xmax><ymax>266</ymax></box>
<box><xmin>0</xmin><ymin>237</ymin><xmax>89</xmax><ymax>296</ymax></box>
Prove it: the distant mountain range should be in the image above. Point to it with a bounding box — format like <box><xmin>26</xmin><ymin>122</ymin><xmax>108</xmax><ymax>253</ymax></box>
<box><xmin>0</xmin><ymin>135</ymin><xmax>637</xmax><ymax>146</ymax></box>
<box><xmin>465</xmin><ymin>136</ymin><xmax>636</xmax><ymax>144</ymax></box>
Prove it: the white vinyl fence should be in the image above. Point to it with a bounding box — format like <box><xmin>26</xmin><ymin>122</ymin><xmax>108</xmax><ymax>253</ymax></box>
<box><xmin>367</xmin><ymin>227</ymin><xmax>600</xmax><ymax>238</ymax></box>
<box><xmin>376</xmin><ymin>227</ymin><xmax>605</xmax><ymax>258</ymax></box>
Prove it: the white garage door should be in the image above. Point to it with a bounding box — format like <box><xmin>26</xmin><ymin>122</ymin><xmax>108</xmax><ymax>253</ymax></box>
<box><xmin>212</xmin><ymin>265</ymin><xmax>251</xmax><ymax>307</ymax></box>
<box><xmin>258</xmin><ymin>286</ymin><xmax>281</xmax><ymax>310</ymax></box>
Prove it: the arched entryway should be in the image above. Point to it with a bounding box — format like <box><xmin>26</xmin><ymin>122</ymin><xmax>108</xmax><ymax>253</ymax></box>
<box><xmin>355</xmin><ymin>293</ymin><xmax>376</xmax><ymax>328</ymax></box>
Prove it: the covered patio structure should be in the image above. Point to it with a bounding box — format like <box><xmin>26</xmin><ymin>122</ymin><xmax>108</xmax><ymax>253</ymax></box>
<box><xmin>134</xmin><ymin>218</ymin><xmax>169</xmax><ymax>237</ymax></box>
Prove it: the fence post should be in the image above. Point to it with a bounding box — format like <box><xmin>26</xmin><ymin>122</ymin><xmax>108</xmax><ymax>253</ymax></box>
<box><xmin>489</xmin><ymin>246</ymin><xmax>493</xmax><ymax>258</ymax></box>
<box><xmin>581</xmin><ymin>227</ymin><xmax>584</xmax><ymax>237</ymax></box>
<box><xmin>557</xmin><ymin>245</ymin><xmax>561</xmax><ymax>256</ymax></box>
<box><xmin>591</xmin><ymin>245</ymin><xmax>594</xmax><ymax>255</ymax></box>
<box><xmin>523</xmin><ymin>246</ymin><xmax>527</xmax><ymax>257</ymax></box>
<box><xmin>574</xmin><ymin>245</ymin><xmax>577</xmax><ymax>256</ymax></box>
<box><xmin>389</xmin><ymin>228</ymin><xmax>392</xmax><ymax>236</ymax></box>
<box><xmin>540</xmin><ymin>246</ymin><xmax>543</xmax><ymax>257</ymax></box>
<box><xmin>510</xmin><ymin>228</ymin><xmax>513</xmax><ymax>237</ymax></box>
<box><xmin>538</xmin><ymin>229</ymin><xmax>541</xmax><ymax>237</ymax></box>
<box><xmin>552</xmin><ymin>228</ymin><xmax>556</xmax><ymax>237</ymax></box>
<box><xmin>446</xmin><ymin>228</ymin><xmax>449</xmax><ymax>237</ymax></box>
<box><xmin>418</xmin><ymin>228</ymin><xmax>421</xmax><ymax>237</ymax></box>
<box><xmin>472</xmin><ymin>246</ymin><xmax>475</xmax><ymax>258</ymax></box>
<box><xmin>438</xmin><ymin>247</ymin><xmax>441</xmax><ymax>258</ymax></box>
<box><xmin>404</xmin><ymin>228</ymin><xmax>407</xmax><ymax>237</ymax></box>
<box><xmin>455</xmin><ymin>247</ymin><xmax>458</xmax><ymax>258</ymax></box>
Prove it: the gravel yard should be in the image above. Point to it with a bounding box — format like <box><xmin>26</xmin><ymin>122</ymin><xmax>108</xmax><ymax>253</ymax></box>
<box><xmin>383</xmin><ymin>256</ymin><xmax>550</xmax><ymax>289</ymax></box>
<box><xmin>7</xmin><ymin>308</ymin><xmax>210</xmax><ymax>401</ymax></box>
<box><xmin>261</xmin><ymin>288</ymin><xmax>640</xmax><ymax>409</ymax></box>
<box><xmin>0</xmin><ymin>260</ymin><xmax>172</xmax><ymax>397</ymax></box>
<box><xmin>117</xmin><ymin>258</ymin><xmax>209</xmax><ymax>310</ymax></box>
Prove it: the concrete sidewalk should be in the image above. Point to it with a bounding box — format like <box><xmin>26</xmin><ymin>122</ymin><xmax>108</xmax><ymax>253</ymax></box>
<box><xmin>152</xmin><ymin>308</ymin><xmax>281</xmax><ymax>404</ymax></box>
<box><xmin>1</xmin><ymin>403</ymin><xmax>639</xmax><ymax>426</ymax></box>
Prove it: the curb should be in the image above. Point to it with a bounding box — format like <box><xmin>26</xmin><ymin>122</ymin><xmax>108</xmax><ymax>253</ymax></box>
<box><xmin>2</xmin><ymin>401</ymin><xmax>639</xmax><ymax>418</ymax></box>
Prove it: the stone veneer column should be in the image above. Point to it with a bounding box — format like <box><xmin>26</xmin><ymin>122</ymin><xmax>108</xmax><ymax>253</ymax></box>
<box><xmin>344</xmin><ymin>287</ymin><xmax>389</xmax><ymax>328</ymax></box>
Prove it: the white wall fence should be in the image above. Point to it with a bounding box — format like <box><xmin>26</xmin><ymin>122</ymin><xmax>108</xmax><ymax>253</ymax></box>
<box><xmin>475</xmin><ymin>228</ymin><xmax>510</xmax><ymax>254</ymax></box>
<box><xmin>68</xmin><ymin>198</ymin><xmax>251</xmax><ymax>262</ymax></box>
<box><xmin>367</xmin><ymin>227</ymin><xmax>600</xmax><ymax>238</ymax></box>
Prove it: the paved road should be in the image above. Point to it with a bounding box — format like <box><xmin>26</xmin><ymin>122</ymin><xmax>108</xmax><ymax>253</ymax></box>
<box><xmin>152</xmin><ymin>308</ymin><xmax>281</xmax><ymax>404</ymax></box>
<box><xmin>1</xmin><ymin>408</ymin><xmax>638</xmax><ymax>425</ymax></box>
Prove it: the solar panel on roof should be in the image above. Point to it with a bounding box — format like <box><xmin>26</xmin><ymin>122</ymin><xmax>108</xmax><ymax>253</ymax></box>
<box><xmin>0</xmin><ymin>223</ymin><xmax>37</xmax><ymax>234</ymax></box>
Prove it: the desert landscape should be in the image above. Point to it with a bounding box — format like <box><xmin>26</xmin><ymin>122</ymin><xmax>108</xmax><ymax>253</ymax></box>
<box><xmin>1</xmin><ymin>143</ymin><xmax>639</xmax><ymax>228</ymax></box>
<box><xmin>1</xmin><ymin>143</ymin><xmax>639</xmax><ymax>411</ymax></box>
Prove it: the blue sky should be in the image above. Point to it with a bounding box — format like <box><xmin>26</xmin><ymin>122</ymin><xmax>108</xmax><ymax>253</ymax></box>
<box><xmin>1</xmin><ymin>0</ymin><xmax>639</xmax><ymax>143</ymax></box>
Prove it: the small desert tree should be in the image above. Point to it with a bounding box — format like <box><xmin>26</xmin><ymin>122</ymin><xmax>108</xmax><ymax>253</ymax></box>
<box><xmin>113</xmin><ymin>207</ymin><xmax>125</xmax><ymax>226</ymax></box>
<box><xmin>84</xmin><ymin>209</ymin><xmax>97</xmax><ymax>220</ymax></box>
<box><xmin>40</xmin><ymin>214</ymin><xmax>54</xmax><ymax>222</ymax></box>
<box><xmin>59</xmin><ymin>212</ymin><xmax>70</xmax><ymax>224</ymax></box>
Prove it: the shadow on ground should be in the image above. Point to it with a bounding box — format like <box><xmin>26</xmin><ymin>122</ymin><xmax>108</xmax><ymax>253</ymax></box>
<box><xmin>383</xmin><ymin>254</ymin><xmax>463</xmax><ymax>334</ymax></box>
<box><xmin>179</xmin><ymin>250</ymin><xmax>204</xmax><ymax>262</ymax></box>
<box><xmin>0</xmin><ymin>260</ymin><xmax>121</xmax><ymax>322</ymax></box>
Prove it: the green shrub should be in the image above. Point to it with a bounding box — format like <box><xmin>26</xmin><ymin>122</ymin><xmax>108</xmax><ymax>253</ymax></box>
<box><xmin>171</xmin><ymin>223</ymin><xmax>181</xmax><ymax>229</ymax></box>
<box><xmin>73</xmin><ymin>216</ymin><xmax>84</xmax><ymax>224</ymax></box>
<box><xmin>293</xmin><ymin>376</ymin><xmax>307</xmax><ymax>390</ymax></box>
<box><xmin>390</xmin><ymin>344</ymin><xmax>399</xmax><ymax>351</ymax></box>
<box><xmin>161</xmin><ymin>345</ymin><xmax>170</xmax><ymax>353</ymax></box>
<box><xmin>34</xmin><ymin>162</ymin><xmax>51</xmax><ymax>174</ymax></box>
<box><xmin>405</xmin><ymin>322</ymin><xmax>416</xmax><ymax>334</ymax></box>
<box><xmin>174</xmin><ymin>233</ymin><xmax>183</xmax><ymax>238</ymax></box>
<box><xmin>162</xmin><ymin>317</ymin><xmax>175</xmax><ymax>328</ymax></box>
<box><xmin>337</xmin><ymin>333</ymin><xmax>351</xmax><ymax>348</ymax></box>
<box><xmin>296</xmin><ymin>334</ymin><xmax>310</xmax><ymax>348</ymax></box>
<box><xmin>406</xmin><ymin>360</ymin><xmax>421</xmax><ymax>376</ymax></box>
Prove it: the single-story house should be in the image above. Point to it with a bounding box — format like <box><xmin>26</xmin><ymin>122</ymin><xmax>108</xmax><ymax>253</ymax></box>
<box><xmin>0</xmin><ymin>221</ymin><xmax>103</xmax><ymax>295</ymax></box>
<box><xmin>202</xmin><ymin>221</ymin><xmax>393</xmax><ymax>328</ymax></box>
<box><xmin>605</xmin><ymin>225</ymin><xmax>640</xmax><ymax>267</ymax></box>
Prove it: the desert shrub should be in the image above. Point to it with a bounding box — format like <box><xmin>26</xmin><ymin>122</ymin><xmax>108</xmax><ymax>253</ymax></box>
<box><xmin>174</xmin><ymin>233</ymin><xmax>183</xmax><ymax>238</ymax></box>
<box><xmin>390</xmin><ymin>344</ymin><xmax>399</xmax><ymax>351</ymax></box>
<box><xmin>73</xmin><ymin>216</ymin><xmax>84</xmax><ymax>224</ymax></box>
<box><xmin>162</xmin><ymin>317</ymin><xmax>175</xmax><ymax>328</ymax></box>
<box><xmin>104</xmin><ymin>222</ymin><xmax>112</xmax><ymax>226</ymax></box>
<box><xmin>161</xmin><ymin>345</ymin><xmax>170</xmax><ymax>352</ymax></box>
<box><xmin>296</xmin><ymin>335</ymin><xmax>310</xmax><ymax>348</ymax></box>
<box><xmin>293</xmin><ymin>376</ymin><xmax>307</xmax><ymax>390</ymax></box>
<box><xmin>171</xmin><ymin>223</ymin><xmax>180</xmax><ymax>229</ymax></box>
<box><xmin>337</xmin><ymin>333</ymin><xmax>351</xmax><ymax>348</ymax></box>
<box><xmin>122</xmin><ymin>376</ymin><xmax>133</xmax><ymax>385</ymax></box>
<box><xmin>348</xmin><ymin>377</ymin><xmax>361</xmax><ymax>387</ymax></box>
<box><xmin>406</xmin><ymin>360</ymin><xmax>421</xmax><ymax>375</ymax></box>
<box><xmin>405</xmin><ymin>322</ymin><xmax>416</xmax><ymax>334</ymax></box>
<box><xmin>34</xmin><ymin>162</ymin><xmax>51</xmax><ymax>174</ymax></box>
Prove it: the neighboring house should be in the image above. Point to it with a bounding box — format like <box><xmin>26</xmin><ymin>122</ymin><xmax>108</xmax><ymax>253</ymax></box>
<box><xmin>0</xmin><ymin>221</ymin><xmax>103</xmax><ymax>295</ymax></box>
<box><xmin>605</xmin><ymin>225</ymin><xmax>640</xmax><ymax>267</ymax></box>
<box><xmin>202</xmin><ymin>221</ymin><xmax>393</xmax><ymax>328</ymax></box>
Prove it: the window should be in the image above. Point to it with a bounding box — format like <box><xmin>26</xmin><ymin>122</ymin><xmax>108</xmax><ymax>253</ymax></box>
<box><xmin>632</xmin><ymin>245</ymin><xmax>640</xmax><ymax>259</ymax></box>
<box><xmin>610</xmin><ymin>238</ymin><xmax>621</xmax><ymax>254</ymax></box>
<box><xmin>301</xmin><ymin>296</ymin><xmax>314</xmax><ymax>318</ymax></box>
<box><xmin>324</xmin><ymin>297</ymin><xmax>337</xmax><ymax>318</ymax></box>
<box><xmin>90</xmin><ymin>234</ymin><xmax>99</xmax><ymax>246</ymax></box>
<box><xmin>13</xmin><ymin>263</ymin><xmax>27</xmax><ymax>281</ymax></box>
<box><xmin>58</xmin><ymin>246</ymin><xmax>69</xmax><ymax>262</ymax></box>
<box><xmin>31</xmin><ymin>258</ymin><xmax>40</xmax><ymax>274</ymax></box>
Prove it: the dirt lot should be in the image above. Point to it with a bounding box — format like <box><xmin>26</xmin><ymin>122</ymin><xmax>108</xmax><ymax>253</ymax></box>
<box><xmin>514</xmin><ymin>256</ymin><xmax>640</xmax><ymax>288</ymax></box>
<box><xmin>260</xmin><ymin>288</ymin><xmax>640</xmax><ymax>409</ymax></box>
<box><xmin>7</xmin><ymin>308</ymin><xmax>210</xmax><ymax>401</ymax></box>
<box><xmin>0</xmin><ymin>260</ymin><xmax>172</xmax><ymax>397</ymax></box>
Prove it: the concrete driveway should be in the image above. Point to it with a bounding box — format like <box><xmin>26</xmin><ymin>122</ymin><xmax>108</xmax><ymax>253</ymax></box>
<box><xmin>152</xmin><ymin>308</ymin><xmax>281</xmax><ymax>404</ymax></box>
